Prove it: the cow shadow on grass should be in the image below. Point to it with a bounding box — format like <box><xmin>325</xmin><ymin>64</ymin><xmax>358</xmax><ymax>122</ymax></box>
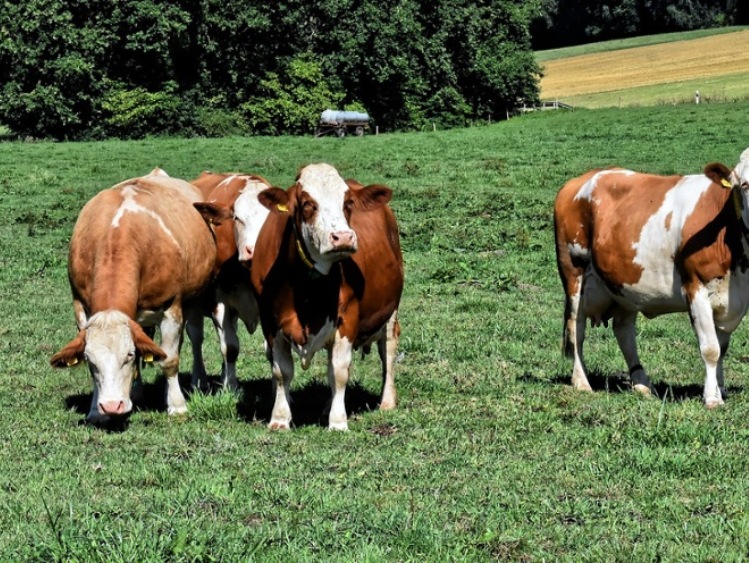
<box><xmin>65</xmin><ymin>371</ymin><xmax>381</xmax><ymax>430</ymax></box>
<box><xmin>523</xmin><ymin>370</ymin><xmax>743</xmax><ymax>403</ymax></box>
<box><xmin>236</xmin><ymin>377</ymin><xmax>381</xmax><ymax>428</ymax></box>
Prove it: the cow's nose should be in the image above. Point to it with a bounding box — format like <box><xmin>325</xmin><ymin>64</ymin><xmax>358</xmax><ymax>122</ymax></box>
<box><xmin>330</xmin><ymin>230</ymin><xmax>356</xmax><ymax>250</ymax></box>
<box><xmin>241</xmin><ymin>244</ymin><xmax>254</xmax><ymax>261</ymax></box>
<box><xmin>99</xmin><ymin>400</ymin><xmax>126</xmax><ymax>415</ymax></box>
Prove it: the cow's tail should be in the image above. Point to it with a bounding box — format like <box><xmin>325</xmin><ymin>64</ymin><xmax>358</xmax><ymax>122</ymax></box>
<box><xmin>562</xmin><ymin>296</ymin><xmax>575</xmax><ymax>359</ymax></box>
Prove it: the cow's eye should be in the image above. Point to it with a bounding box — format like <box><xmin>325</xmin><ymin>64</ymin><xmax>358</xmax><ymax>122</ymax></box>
<box><xmin>234</xmin><ymin>216</ymin><xmax>245</xmax><ymax>226</ymax></box>
<box><xmin>302</xmin><ymin>201</ymin><xmax>317</xmax><ymax>217</ymax></box>
<box><xmin>344</xmin><ymin>199</ymin><xmax>354</xmax><ymax>211</ymax></box>
<box><xmin>126</xmin><ymin>351</ymin><xmax>135</xmax><ymax>363</ymax></box>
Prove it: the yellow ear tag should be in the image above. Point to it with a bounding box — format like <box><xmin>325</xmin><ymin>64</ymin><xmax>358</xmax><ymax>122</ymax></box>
<box><xmin>143</xmin><ymin>353</ymin><xmax>154</xmax><ymax>363</ymax></box>
<box><xmin>66</xmin><ymin>357</ymin><xmax>79</xmax><ymax>367</ymax></box>
<box><xmin>721</xmin><ymin>178</ymin><xmax>733</xmax><ymax>189</ymax></box>
<box><xmin>277</xmin><ymin>204</ymin><xmax>289</xmax><ymax>213</ymax></box>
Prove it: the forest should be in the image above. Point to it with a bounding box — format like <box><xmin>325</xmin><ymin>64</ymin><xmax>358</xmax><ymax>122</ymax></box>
<box><xmin>0</xmin><ymin>0</ymin><xmax>745</xmax><ymax>139</ymax></box>
<box><xmin>530</xmin><ymin>0</ymin><xmax>747</xmax><ymax>49</ymax></box>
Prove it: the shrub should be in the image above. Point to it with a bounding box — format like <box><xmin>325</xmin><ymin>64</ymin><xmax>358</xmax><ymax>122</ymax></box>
<box><xmin>195</xmin><ymin>107</ymin><xmax>250</xmax><ymax>137</ymax></box>
<box><xmin>100</xmin><ymin>84</ymin><xmax>194</xmax><ymax>139</ymax></box>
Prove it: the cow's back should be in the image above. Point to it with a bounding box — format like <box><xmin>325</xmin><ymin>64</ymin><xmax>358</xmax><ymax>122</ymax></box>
<box><xmin>69</xmin><ymin>177</ymin><xmax>216</xmax><ymax>315</ymax></box>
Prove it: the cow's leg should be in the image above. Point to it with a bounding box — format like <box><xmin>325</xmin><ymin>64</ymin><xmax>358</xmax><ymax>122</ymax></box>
<box><xmin>185</xmin><ymin>309</ymin><xmax>208</xmax><ymax>392</ymax></box>
<box><xmin>565</xmin><ymin>273</ymin><xmax>592</xmax><ymax>391</ymax></box>
<box><xmin>327</xmin><ymin>333</ymin><xmax>353</xmax><ymax>431</ymax></box>
<box><xmin>160</xmin><ymin>306</ymin><xmax>188</xmax><ymax>415</ymax></box>
<box><xmin>612</xmin><ymin>308</ymin><xmax>652</xmax><ymax>395</ymax></box>
<box><xmin>689</xmin><ymin>288</ymin><xmax>724</xmax><ymax>408</ymax></box>
<box><xmin>210</xmin><ymin>302</ymin><xmax>240</xmax><ymax>391</ymax></box>
<box><xmin>716</xmin><ymin>329</ymin><xmax>730</xmax><ymax>400</ymax></box>
<box><xmin>73</xmin><ymin>298</ymin><xmax>87</xmax><ymax>330</ymax></box>
<box><xmin>268</xmin><ymin>335</ymin><xmax>294</xmax><ymax>430</ymax></box>
<box><xmin>377</xmin><ymin>310</ymin><xmax>399</xmax><ymax>410</ymax></box>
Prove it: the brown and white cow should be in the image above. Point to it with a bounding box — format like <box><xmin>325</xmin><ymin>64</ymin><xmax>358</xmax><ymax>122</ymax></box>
<box><xmin>251</xmin><ymin>163</ymin><xmax>404</xmax><ymax>430</ymax></box>
<box><xmin>187</xmin><ymin>172</ymin><xmax>271</xmax><ymax>391</ymax></box>
<box><xmin>554</xmin><ymin>149</ymin><xmax>749</xmax><ymax>407</ymax></box>
<box><xmin>50</xmin><ymin>169</ymin><xmax>217</xmax><ymax>424</ymax></box>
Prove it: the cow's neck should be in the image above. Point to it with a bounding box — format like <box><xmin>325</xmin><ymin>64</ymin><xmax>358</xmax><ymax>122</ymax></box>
<box><xmin>291</xmin><ymin>221</ymin><xmax>333</xmax><ymax>278</ymax></box>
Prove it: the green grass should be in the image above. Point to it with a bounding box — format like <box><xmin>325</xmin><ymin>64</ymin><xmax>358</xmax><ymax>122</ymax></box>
<box><xmin>3</xmin><ymin>102</ymin><xmax>749</xmax><ymax>560</ymax></box>
<box><xmin>558</xmin><ymin>71</ymin><xmax>749</xmax><ymax>109</ymax></box>
<box><xmin>535</xmin><ymin>26</ymin><xmax>749</xmax><ymax>62</ymax></box>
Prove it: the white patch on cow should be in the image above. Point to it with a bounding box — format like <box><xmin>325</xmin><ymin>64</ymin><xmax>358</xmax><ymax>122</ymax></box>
<box><xmin>84</xmin><ymin>310</ymin><xmax>136</xmax><ymax>416</ymax></box>
<box><xmin>621</xmin><ymin>174</ymin><xmax>713</xmax><ymax>309</ymax></box>
<box><xmin>111</xmin><ymin>184</ymin><xmax>181</xmax><ymax>251</ymax></box>
<box><xmin>574</xmin><ymin>169</ymin><xmax>636</xmax><ymax>203</ymax></box>
<box><xmin>233</xmin><ymin>177</ymin><xmax>271</xmax><ymax>262</ymax></box>
<box><xmin>567</xmin><ymin>242</ymin><xmax>590</xmax><ymax>261</ymax></box>
<box><xmin>297</xmin><ymin>164</ymin><xmax>356</xmax><ymax>273</ymax></box>
<box><xmin>292</xmin><ymin>317</ymin><xmax>336</xmax><ymax>369</ymax></box>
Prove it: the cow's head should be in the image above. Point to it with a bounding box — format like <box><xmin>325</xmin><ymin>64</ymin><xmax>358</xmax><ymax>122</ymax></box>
<box><xmin>233</xmin><ymin>177</ymin><xmax>272</xmax><ymax>264</ymax></box>
<box><xmin>50</xmin><ymin>310</ymin><xmax>166</xmax><ymax>421</ymax></box>
<box><xmin>704</xmin><ymin>148</ymin><xmax>749</xmax><ymax>225</ymax></box>
<box><xmin>259</xmin><ymin>163</ymin><xmax>392</xmax><ymax>275</ymax></box>
<box><xmin>194</xmin><ymin>175</ymin><xmax>272</xmax><ymax>267</ymax></box>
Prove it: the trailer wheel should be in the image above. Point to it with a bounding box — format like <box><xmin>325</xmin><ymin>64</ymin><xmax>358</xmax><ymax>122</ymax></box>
<box><xmin>355</xmin><ymin>126</ymin><xmax>364</xmax><ymax>136</ymax></box>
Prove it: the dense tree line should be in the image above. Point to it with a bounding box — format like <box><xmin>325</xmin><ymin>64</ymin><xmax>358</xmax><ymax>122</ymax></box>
<box><xmin>530</xmin><ymin>0</ymin><xmax>748</xmax><ymax>50</ymax></box>
<box><xmin>0</xmin><ymin>0</ymin><xmax>541</xmax><ymax>139</ymax></box>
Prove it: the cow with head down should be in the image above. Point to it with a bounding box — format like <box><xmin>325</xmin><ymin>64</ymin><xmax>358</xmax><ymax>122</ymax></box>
<box><xmin>554</xmin><ymin>149</ymin><xmax>749</xmax><ymax>407</ymax></box>
<box><xmin>187</xmin><ymin>172</ymin><xmax>271</xmax><ymax>391</ymax></box>
<box><xmin>50</xmin><ymin>169</ymin><xmax>218</xmax><ymax>424</ymax></box>
<box><xmin>251</xmin><ymin>163</ymin><xmax>404</xmax><ymax>430</ymax></box>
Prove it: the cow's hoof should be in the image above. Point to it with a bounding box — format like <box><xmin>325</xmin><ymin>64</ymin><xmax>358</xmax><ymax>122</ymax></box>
<box><xmin>572</xmin><ymin>381</ymin><xmax>593</xmax><ymax>392</ymax></box>
<box><xmin>328</xmin><ymin>421</ymin><xmax>349</xmax><ymax>431</ymax></box>
<box><xmin>168</xmin><ymin>405</ymin><xmax>188</xmax><ymax>416</ymax></box>
<box><xmin>633</xmin><ymin>384</ymin><xmax>652</xmax><ymax>397</ymax></box>
<box><xmin>268</xmin><ymin>420</ymin><xmax>291</xmax><ymax>430</ymax></box>
<box><xmin>379</xmin><ymin>399</ymin><xmax>396</xmax><ymax>411</ymax></box>
<box><xmin>705</xmin><ymin>399</ymin><xmax>724</xmax><ymax>410</ymax></box>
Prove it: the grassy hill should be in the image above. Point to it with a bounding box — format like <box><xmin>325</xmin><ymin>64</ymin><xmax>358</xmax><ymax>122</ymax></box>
<box><xmin>538</xmin><ymin>27</ymin><xmax>749</xmax><ymax>108</ymax></box>
<box><xmin>3</xmin><ymin>103</ymin><xmax>749</xmax><ymax>560</ymax></box>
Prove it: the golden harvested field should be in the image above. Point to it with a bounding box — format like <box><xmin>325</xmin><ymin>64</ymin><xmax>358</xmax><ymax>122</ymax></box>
<box><xmin>540</xmin><ymin>29</ymin><xmax>749</xmax><ymax>108</ymax></box>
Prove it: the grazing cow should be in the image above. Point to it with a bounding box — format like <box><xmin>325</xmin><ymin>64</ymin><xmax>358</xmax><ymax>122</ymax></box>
<box><xmin>186</xmin><ymin>172</ymin><xmax>271</xmax><ymax>391</ymax></box>
<box><xmin>50</xmin><ymin>169</ymin><xmax>217</xmax><ymax>423</ymax></box>
<box><xmin>251</xmin><ymin>163</ymin><xmax>404</xmax><ymax>430</ymax></box>
<box><xmin>554</xmin><ymin>149</ymin><xmax>749</xmax><ymax>407</ymax></box>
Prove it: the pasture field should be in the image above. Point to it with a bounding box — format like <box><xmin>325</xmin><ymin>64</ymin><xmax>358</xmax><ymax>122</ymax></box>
<box><xmin>535</xmin><ymin>27</ymin><xmax>749</xmax><ymax>62</ymax></box>
<box><xmin>3</xmin><ymin>102</ymin><xmax>749</xmax><ymax>561</ymax></box>
<box><xmin>539</xmin><ymin>28</ymin><xmax>749</xmax><ymax>108</ymax></box>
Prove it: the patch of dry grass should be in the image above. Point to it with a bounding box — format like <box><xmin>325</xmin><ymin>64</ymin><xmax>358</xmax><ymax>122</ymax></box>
<box><xmin>540</xmin><ymin>29</ymin><xmax>749</xmax><ymax>106</ymax></box>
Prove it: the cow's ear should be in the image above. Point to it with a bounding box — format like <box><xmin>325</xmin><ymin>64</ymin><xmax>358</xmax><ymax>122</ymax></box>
<box><xmin>356</xmin><ymin>184</ymin><xmax>393</xmax><ymax>210</ymax></box>
<box><xmin>128</xmin><ymin>320</ymin><xmax>167</xmax><ymax>363</ymax></box>
<box><xmin>704</xmin><ymin>163</ymin><xmax>734</xmax><ymax>188</ymax></box>
<box><xmin>345</xmin><ymin>178</ymin><xmax>365</xmax><ymax>191</ymax></box>
<box><xmin>194</xmin><ymin>202</ymin><xmax>233</xmax><ymax>226</ymax></box>
<box><xmin>258</xmin><ymin>187</ymin><xmax>291</xmax><ymax>213</ymax></box>
<box><xmin>50</xmin><ymin>330</ymin><xmax>86</xmax><ymax>368</ymax></box>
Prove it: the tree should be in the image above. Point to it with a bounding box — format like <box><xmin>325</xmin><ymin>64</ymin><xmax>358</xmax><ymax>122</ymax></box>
<box><xmin>0</xmin><ymin>0</ymin><xmax>543</xmax><ymax>138</ymax></box>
